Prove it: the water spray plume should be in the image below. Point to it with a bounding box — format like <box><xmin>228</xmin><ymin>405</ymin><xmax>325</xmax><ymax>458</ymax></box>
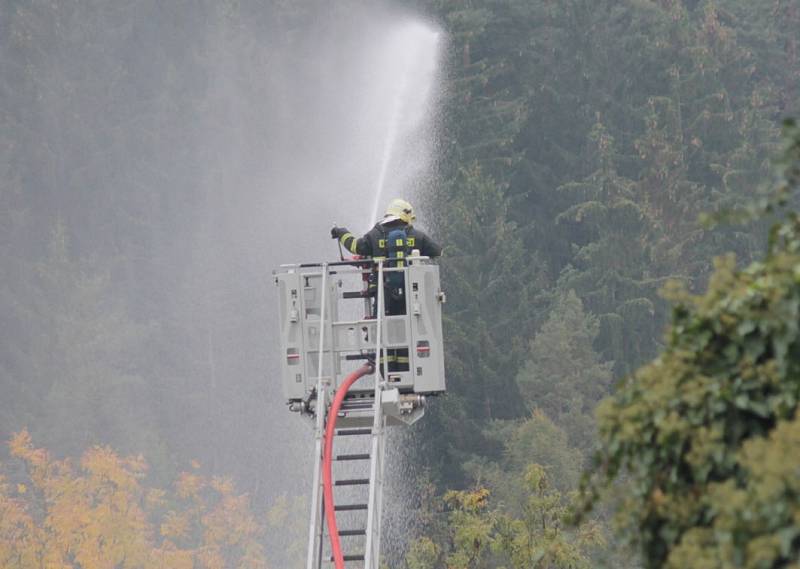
<box><xmin>369</xmin><ymin>23</ymin><xmax>441</xmax><ymax>224</ymax></box>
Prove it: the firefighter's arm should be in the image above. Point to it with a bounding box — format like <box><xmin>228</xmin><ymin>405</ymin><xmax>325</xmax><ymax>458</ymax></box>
<box><xmin>332</xmin><ymin>227</ymin><xmax>370</xmax><ymax>256</ymax></box>
<box><xmin>419</xmin><ymin>232</ymin><xmax>443</xmax><ymax>257</ymax></box>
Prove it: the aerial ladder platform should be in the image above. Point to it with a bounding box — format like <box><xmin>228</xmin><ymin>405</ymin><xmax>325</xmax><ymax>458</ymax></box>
<box><xmin>274</xmin><ymin>254</ymin><xmax>446</xmax><ymax>568</ymax></box>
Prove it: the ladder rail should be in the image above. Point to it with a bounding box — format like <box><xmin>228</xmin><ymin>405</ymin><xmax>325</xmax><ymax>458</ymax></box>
<box><xmin>364</xmin><ymin>261</ymin><xmax>386</xmax><ymax>568</ymax></box>
<box><xmin>302</xmin><ymin>260</ymin><xmax>419</xmax><ymax>569</ymax></box>
<box><xmin>306</xmin><ymin>264</ymin><xmax>329</xmax><ymax>569</ymax></box>
<box><xmin>365</xmin><ymin>410</ymin><xmax>386</xmax><ymax>567</ymax></box>
<box><xmin>373</xmin><ymin>414</ymin><xmax>388</xmax><ymax>566</ymax></box>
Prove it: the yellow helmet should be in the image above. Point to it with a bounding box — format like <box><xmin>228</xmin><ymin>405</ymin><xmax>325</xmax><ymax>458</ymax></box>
<box><xmin>384</xmin><ymin>198</ymin><xmax>415</xmax><ymax>224</ymax></box>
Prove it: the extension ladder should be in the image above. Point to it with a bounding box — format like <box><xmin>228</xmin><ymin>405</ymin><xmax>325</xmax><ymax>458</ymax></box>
<box><xmin>273</xmin><ymin>257</ymin><xmax>444</xmax><ymax>568</ymax></box>
<box><xmin>306</xmin><ymin>263</ymin><xmax>389</xmax><ymax>569</ymax></box>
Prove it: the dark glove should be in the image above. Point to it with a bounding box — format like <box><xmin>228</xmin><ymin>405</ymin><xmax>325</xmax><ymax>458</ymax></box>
<box><xmin>331</xmin><ymin>226</ymin><xmax>348</xmax><ymax>239</ymax></box>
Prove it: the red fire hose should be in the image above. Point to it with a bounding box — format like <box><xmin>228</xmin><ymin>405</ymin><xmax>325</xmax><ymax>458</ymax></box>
<box><xmin>323</xmin><ymin>362</ymin><xmax>374</xmax><ymax>569</ymax></box>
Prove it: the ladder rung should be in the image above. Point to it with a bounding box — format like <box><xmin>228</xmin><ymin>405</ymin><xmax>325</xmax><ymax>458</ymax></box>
<box><xmin>338</xmin><ymin>408</ymin><xmax>373</xmax><ymax>415</ymax></box>
<box><xmin>344</xmin><ymin>353</ymin><xmax>375</xmax><ymax>361</ymax></box>
<box><xmin>334</xmin><ymin>503</ymin><xmax>368</xmax><ymax>511</ymax></box>
<box><xmin>339</xmin><ymin>529</ymin><xmax>366</xmax><ymax>536</ymax></box>
<box><xmin>343</xmin><ymin>290</ymin><xmax>372</xmax><ymax>299</ymax></box>
<box><xmin>340</xmin><ymin>402</ymin><xmax>374</xmax><ymax>409</ymax></box>
<box><xmin>344</xmin><ymin>389</ymin><xmax>375</xmax><ymax>398</ymax></box>
<box><xmin>330</xmin><ymin>554</ymin><xmax>365</xmax><ymax>562</ymax></box>
<box><xmin>335</xmin><ymin>478</ymin><xmax>370</xmax><ymax>486</ymax></box>
<box><xmin>335</xmin><ymin>453</ymin><xmax>370</xmax><ymax>461</ymax></box>
<box><xmin>336</xmin><ymin>428</ymin><xmax>372</xmax><ymax>436</ymax></box>
<box><xmin>343</xmin><ymin>397</ymin><xmax>374</xmax><ymax>404</ymax></box>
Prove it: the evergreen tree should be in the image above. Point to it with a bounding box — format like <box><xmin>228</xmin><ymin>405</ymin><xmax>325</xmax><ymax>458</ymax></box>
<box><xmin>405</xmin><ymin>467</ymin><xmax>602</xmax><ymax>569</ymax></box>
<box><xmin>582</xmin><ymin>120</ymin><xmax>800</xmax><ymax>568</ymax></box>
<box><xmin>517</xmin><ymin>291</ymin><xmax>613</xmax><ymax>453</ymax></box>
<box><xmin>554</xmin><ymin>121</ymin><xmax>663</xmax><ymax>374</ymax></box>
<box><xmin>465</xmin><ymin>411</ymin><xmax>583</xmax><ymax>506</ymax></box>
<box><xmin>423</xmin><ymin>162</ymin><xmax>547</xmax><ymax>484</ymax></box>
<box><xmin>25</xmin><ymin>223</ymin><xmax>169</xmax><ymax>474</ymax></box>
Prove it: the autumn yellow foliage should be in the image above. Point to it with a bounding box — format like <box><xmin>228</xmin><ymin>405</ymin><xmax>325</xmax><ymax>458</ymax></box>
<box><xmin>1</xmin><ymin>430</ymin><xmax>268</xmax><ymax>569</ymax></box>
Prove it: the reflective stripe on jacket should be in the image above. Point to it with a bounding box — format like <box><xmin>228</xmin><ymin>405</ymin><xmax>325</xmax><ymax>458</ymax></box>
<box><xmin>339</xmin><ymin>221</ymin><xmax>442</xmax><ymax>259</ymax></box>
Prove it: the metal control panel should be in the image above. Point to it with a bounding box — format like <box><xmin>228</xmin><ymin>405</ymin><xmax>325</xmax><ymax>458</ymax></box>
<box><xmin>274</xmin><ymin>258</ymin><xmax>446</xmax><ymax>404</ymax></box>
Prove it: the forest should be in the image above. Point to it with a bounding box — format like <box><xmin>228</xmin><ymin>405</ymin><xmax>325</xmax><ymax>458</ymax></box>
<box><xmin>2</xmin><ymin>0</ymin><xmax>800</xmax><ymax>568</ymax></box>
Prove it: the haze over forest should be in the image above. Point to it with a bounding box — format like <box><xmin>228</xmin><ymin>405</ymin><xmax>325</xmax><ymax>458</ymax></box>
<box><xmin>1</xmin><ymin>1</ymin><xmax>800</xmax><ymax>568</ymax></box>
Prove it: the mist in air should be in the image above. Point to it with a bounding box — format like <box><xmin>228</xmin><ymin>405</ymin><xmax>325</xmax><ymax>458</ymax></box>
<box><xmin>0</xmin><ymin>0</ymin><xmax>441</xmax><ymax>564</ymax></box>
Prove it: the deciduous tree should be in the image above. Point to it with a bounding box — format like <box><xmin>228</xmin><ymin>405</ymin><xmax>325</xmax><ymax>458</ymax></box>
<box><xmin>583</xmin><ymin>120</ymin><xmax>800</xmax><ymax>568</ymax></box>
<box><xmin>1</xmin><ymin>430</ymin><xmax>269</xmax><ymax>569</ymax></box>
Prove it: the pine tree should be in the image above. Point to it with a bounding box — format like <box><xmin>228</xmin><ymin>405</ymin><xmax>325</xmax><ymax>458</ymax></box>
<box><xmin>20</xmin><ymin>223</ymin><xmax>169</xmax><ymax>476</ymax></box>
<box><xmin>516</xmin><ymin>291</ymin><xmax>613</xmax><ymax>453</ymax></box>
<box><xmin>422</xmin><ymin>162</ymin><xmax>548</xmax><ymax>484</ymax></box>
<box><xmin>554</xmin><ymin>120</ymin><xmax>664</xmax><ymax>374</ymax></box>
<box><xmin>582</xmin><ymin>120</ymin><xmax>800</xmax><ymax>569</ymax></box>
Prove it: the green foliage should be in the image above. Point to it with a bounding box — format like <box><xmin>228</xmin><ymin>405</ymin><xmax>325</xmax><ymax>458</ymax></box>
<box><xmin>444</xmin><ymin>488</ymin><xmax>496</xmax><ymax>568</ymax></box>
<box><xmin>554</xmin><ymin>120</ymin><xmax>665</xmax><ymax>374</ymax></box>
<box><xmin>669</xmin><ymin>412</ymin><xmax>800</xmax><ymax>569</ymax></box>
<box><xmin>517</xmin><ymin>291</ymin><xmax>613</xmax><ymax>453</ymax></box>
<box><xmin>424</xmin><ymin>162</ymin><xmax>547</xmax><ymax>483</ymax></box>
<box><xmin>3</xmin><ymin>0</ymin><xmax>800</xmax><ymax>566</ymax></box>
<box><xmin>492</xmin><ymin>465</ymin><xmax>602</xmax><ymax>569</ymax></box>
<box><xmin>425</xmin><ymin>0</ymin><xmax>800</xmax><ymax>494</ymax></box>
<box><xmin>1</xmin><ymin>222</ymin><xmax>170</xmax><ymax>475</ymax></box>
<box><xmin>406</xmin><ymin>536</ymin><xmax>440</xmax><ymax>569</ymax></box>
<box><xmin>584</xmin><ymin>121</ymin><xmax>800</xmax><ymax>568</ymax></box>
<box><xmin>416</xmin><ymin>2</ymin><xmax>800</xmax><ymax>565</ymax></box>
<box><xmin>466</xmin><ymin>412</ymin><xmax>582</xmax><ymax>505</ymax></box>
<box><xmin>437</xmin><ymin>163</ymin><xmax>545</xmax><ymax>422</ymax></box>
<box><xmin>405</xmin><ymin>467</ymin><xmax>600</xmax><ymax>569</ymax></box>
<box><xmin>1</xmin><ymin>0</ymin><xmax>336</xmax><ymax>493</ymax></box>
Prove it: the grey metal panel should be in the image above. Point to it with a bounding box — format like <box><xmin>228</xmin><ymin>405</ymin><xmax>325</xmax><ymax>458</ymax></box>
<box><xmin>276</xmin><ymin>272</ymin><xmax>306</xmax><ymax>400</ymax></box>
<box><xmin>302</xmin><ymin>275</ymin><xmax>337</xmax><ymax>390</ymax></box>
<box><xmin>275</xmin><ymin>260</ymin><xmax>445</xmax><ymax>400</ymax></box>
<box><xmin>332</xmin><ymin>322</ymin><xmax>368</xmax><ymax>351</ymax></box>
<box><xmin>407</xmin><ymin>264</ymin><xmax>446</xmax><ymax>393</ymax></box>
<box><xmin>275</xmin><ymin>260</ymin><xmax>444</xmax><ymax>569</ymax></box>
<box><xmin>385</xmin><ymin>317</ymin><xmax>407</xmax><ymax>345</ymax></box>
<box><xmin>384</xmin><ymin>370</ymin><xmax>414</xmax><ymax>391</ymax></box>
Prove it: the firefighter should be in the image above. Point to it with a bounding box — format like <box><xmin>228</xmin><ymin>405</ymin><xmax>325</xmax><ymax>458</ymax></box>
<box><xmin>331</xmin><ymin>198</ymin><xmax>441</xmax><ymax>371</ymax></box>
<box><xmin>332</xmin><ymin>198</ymin><xmax>441</xmax><ymax>260</ymax></box>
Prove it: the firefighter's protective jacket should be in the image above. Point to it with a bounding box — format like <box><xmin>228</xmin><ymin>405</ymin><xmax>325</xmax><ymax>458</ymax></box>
<box><xmin>338</xmin><ymin>221</ymin><xmax>442</xmax><ymax>259</ymax></box>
